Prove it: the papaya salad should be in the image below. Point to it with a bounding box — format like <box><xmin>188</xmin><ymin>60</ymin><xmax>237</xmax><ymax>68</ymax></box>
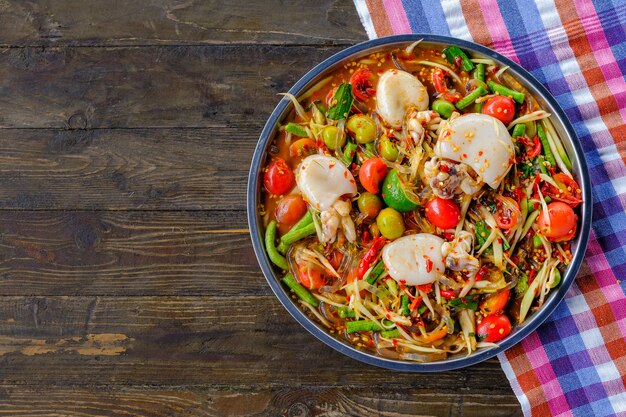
<box><xmin>259</xmin><ymin>41</ymin><xmax>581</xmax><ymax>362</ymax></box>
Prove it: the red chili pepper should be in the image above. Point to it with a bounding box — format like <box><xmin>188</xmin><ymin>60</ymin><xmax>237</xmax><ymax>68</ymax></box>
<box><xmin>518</xmin><ymin>135</ymin><xmax>542</xmax><ymax>159</ymax></box>
<box><xmin>440</xmin><ymin>289</ymin><xmax>456</xmax><ymax>299</ymax></box>
<box><xmin>409</xmin><ymin>295</ymin><xmax>423</xmax><ymax>311</ymax></box>
<box><xmin>356</xmin><ymin>236</ymin><xmax>386</xmax><ymax>280</ymax></box>
<box><xmin>532</xmin><ymin>173</ymin><xmax>541</xmax><ymax>193</ymax></box>
<box><xmin>530</xmin><ymin>136</ymin><xmax>542</xmax><ymax>158</ymax></box>
<box><xmin>475</xmin><ymin>265</ymin><xmax>489</xmax><ymax>281</ymax></box>
<box><xmin>416</xmin><ymin>283</ymin><xmax>433</xmax><ymax>293</ymax></box>
<box><xmin>425</xmin><ymin>257</ymin><xmax>433</xmax><ymax>273</ymax></box>
<box><xmin>315</xmin><ymin>137</ymin><xmax>329</xmax><ymax>154</ymax></box>
<box><xmin>361</xmin><ymin>229</ymin><xmax>371</xmax><ymax>245</ymax></box>
<box><xmin>528</xmin><ymin>269</ymin><xmax>537</xmax><ymax>284</ymax></box>
<box><xmin>432</xmin><ymin>68</ymin><xmax>448</xmax><ymax>94</ymax></box>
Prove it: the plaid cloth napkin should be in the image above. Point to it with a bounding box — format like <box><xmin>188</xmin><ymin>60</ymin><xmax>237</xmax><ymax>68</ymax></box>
<box><xmin>353</xmin><ymin>1</ymin><xmax>626</xmax><ymax>415</ymax></box>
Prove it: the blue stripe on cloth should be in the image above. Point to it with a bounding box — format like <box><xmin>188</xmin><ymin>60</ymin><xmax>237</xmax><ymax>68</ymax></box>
<box><xmin>403</xmin><ymin>0</ymin><xmax>451</xmax><ymax>36</ymax></box>
<box><xmin>400</xmin><ymin>0</ymin><xmax>431</xmax><ymax>34</ymax></box>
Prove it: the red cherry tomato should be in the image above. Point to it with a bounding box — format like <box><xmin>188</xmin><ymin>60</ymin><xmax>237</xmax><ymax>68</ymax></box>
<box><xmin>264</xmin><ymin>158</ymin><xmax>295</xmax><ymax>195</ymax></box>
<box><xmin>297</xmin><ymin>263</ymin><xmax>326</xmax><ymax>290</ymax></box>
<box><xmin>289</xmin><ymin>138</ymin><xmax>316</xmax><ymax>160</ymax></box>
<box><xmin>350</xmin><ymin>68</ymin><xmax>376</xmax><ymax>101</ymax></box>
<box><xmin>359</xmin><ymin>157</ymin><xmax>388</xmax><ymax>194</ymax></box>
<box><xmin>275</xmin><ymin>194</ymin><xmax>307</xmax><ymax>227</ymax></box>
<box><xmin>480</xmin><ymin>288</ymin><xmax>511</xmax><ymax>316</ymax></box>
<box><xmin>482</xmin><ymin>96</ymin><xmax>516</xmax><ymax>125</ymax></box>
<box><xmin>538</xmin><ymin>201</ymin><xmax>578</xmax><ymax>242</ymax></box>
<box><xmin>495</xmin><ymin>196</ymin><xmax>521</xmax><ymax>230</ymax></box>
<box><xmin>425</xmin><ymin>197</ymin><xmax>460</xmax><ymax>229</ymax></box>
<box><xmin>477</xmin><ymin>314</ymin><xmax>512</xmax><ymax>343</ymax></box>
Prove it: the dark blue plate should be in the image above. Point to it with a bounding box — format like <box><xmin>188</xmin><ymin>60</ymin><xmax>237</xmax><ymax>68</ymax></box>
<box><xmin>247</xmin><ymin>34</ymin><xmax>591</xmax><ymax>371</ymax></box>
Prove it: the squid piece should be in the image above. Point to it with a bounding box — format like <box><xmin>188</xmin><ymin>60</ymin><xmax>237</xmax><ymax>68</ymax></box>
<box><xmin>376</xmin><ymin>69</ymin><xmax>429</xmax><ymax>128</ymax></box>
<box><xmin>381</xmin><ymin>234</ymin><xmax>445</xmax><ymax>285</ymax></box>
<box><xmin>435</xmin><ymin>113</ymin><xmax>515</xmax><ymax>190</ymax></box>
<box><xmin>296</xmin><ymin>155</ymin><xmax>358</xmax><ymax>243</ymax></box>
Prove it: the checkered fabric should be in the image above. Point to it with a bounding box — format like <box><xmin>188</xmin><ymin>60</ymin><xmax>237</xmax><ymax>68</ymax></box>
<box><xmin>353</xmin><ymin>1</ymin><xmax>626</xmax><ymax>415</ymax></box>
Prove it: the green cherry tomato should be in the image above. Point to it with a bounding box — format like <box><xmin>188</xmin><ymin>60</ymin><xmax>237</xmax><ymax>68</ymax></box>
<box><xmin>357</xmin><ymin>192</ymin><xmax>383</xmax><ymax>218</ymax></box>
<box><xmin>379</xmin><ymin>135</ymin><xmax>399</xmax><ymax>161</ymax></box>
<box><xmin>347</xmin><ymin>114</ymin><xmax>377</xmax><ymax>144</ymax></box>
<box><xmin>376</xmin><ymin>207</ymin><xmax>405</xmax><ymax>239</ymax></box>
<box><xmin>432</xmin><ymin>99</ymin><xmax>455</xmax><ymax>119</ymax></box>
<box><xmin>322</xmin><ymin>125</ymin><xmax>346</xmax><ymax>150</ymax></box>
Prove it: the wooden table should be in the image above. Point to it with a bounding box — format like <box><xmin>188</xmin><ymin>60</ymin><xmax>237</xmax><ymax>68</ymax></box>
<box><xmin>0</xmin><ymin>1</ymin><xmax>522</xmax><ymax>415</ymax></box>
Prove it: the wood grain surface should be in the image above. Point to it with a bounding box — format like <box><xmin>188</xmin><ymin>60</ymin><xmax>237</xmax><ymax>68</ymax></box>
<box><xmin>0</xmin><ymin>1</ymin><xmax>523</xmax><ymax>416</ymax></box>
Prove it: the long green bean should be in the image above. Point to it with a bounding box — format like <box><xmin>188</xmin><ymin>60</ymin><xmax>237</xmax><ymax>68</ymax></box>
<box><xmin>400</xmin><ymin>295</ymin><xmax>410</xmax><ymax>316</ymax></box>
<box><xmin>365</xmin><ymin>260</ymin><xmax>386</xmax><ymax>285</ymax></box>
<box><xmin>284</xmin><ymin>122</ymin><xmax>308</xmax><ymax>137</ymax></box>
<box><xmin>487</xmin><ymin>80</ymin><xmax>525</xmax><ymax>104</ymax></box>
<box><xmin>475</xmin><ymin>63</ymin><xmax>485</xmax><ymax>82</ymax></box>
<box><xmin>380</xmin><ymin>328</ymin><xmax>401</xmax><ymax>338</ymax></box>
<box><xmin>537</xmin><ymin>124</ymin><xmax>556</xmax><ymax>167</ymax></box>
<box><xmin>280</xmin><ymin>222</ymin><xmax>316</xmax><ymax>247</ymax></box>
<box><xmin>277</xmin><ymin>211</ymin><xmax>315</xmax><ymax>253</ymax></box>
<box><xmin>282</xmin><ymin>273</ymin><xmax>319</xmax><ymax>307</ymax></box>
<box><xmin>456</xmin><ymin>86</ymin><xmax>488</xmax><ymax>110</ymax></box>
<box><xmin>346</xmin><ymin>320</ymin><xmax>382</xmax><ymax>333</ymax></box>
<box><xmin>265</xmin><ymin>221</ymin><xmax>288</xmax><ymax>269</ymax></box>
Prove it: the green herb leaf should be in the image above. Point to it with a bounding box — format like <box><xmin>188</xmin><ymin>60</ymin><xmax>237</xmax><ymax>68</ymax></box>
<box><xmin>519</xmin><ymin>161</ymin><xmax>536</xmax><ymax>178</ymax></box>
<box><xmin>448</xmin><ymin>294</ymin><xmax>480</xmax><ymax>310</ymax></box>
<box><xmin>327</xmin><ymin>83</ymin><xmax>354</xmax><ymax>120</ymax></box>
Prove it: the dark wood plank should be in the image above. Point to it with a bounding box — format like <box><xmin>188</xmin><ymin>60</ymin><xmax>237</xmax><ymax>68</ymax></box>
<box><xmin>0</xmin><ymin>295</ymin><xmax>515</xmax><ymax>394</ymax></box>
<box><xmin>0</xmin><ymin>128</ymin><xmax>252</xmax><ymax>210</ymax></box>
<box><xmin>0</xmin><ymin>0</ymin><xmax>367</xmax><ymax>47</ymax></box>
<box><xmin>0</xmin><ymin>386</ymin><xmax>523</xmax><ymax>417</ymax></box>
<box><xmin>0</xmin><ymin>45</ymin><xmax>345</xmax><ymax>129</ymax></box>
<box><xmin>0</xmin><ymin>211</ymin><xmax>266</xmax><ymax>296</ymax></box>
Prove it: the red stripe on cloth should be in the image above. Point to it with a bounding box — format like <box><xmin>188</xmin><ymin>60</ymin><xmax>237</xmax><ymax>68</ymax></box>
<box><xmin>458</xmin><ymin>0</ymin><xmax>493</xmax><ymax>47</ymax></box>
<box><xmin>554</xmin><ymin>0</ymin><xmax>625</xmax><ymax>153</ymax></box>
<box><xmin>365</xmin><ymin>0</ymin><xmax>394</xmax><ymax>37</ymax></box>
<box><xmin>382</xmin><ymin>0</ymin><xmax>412</xmax><ymax>34</ymax></box>
<box><xmin>476</xmin><ymin>0</ymin><xmax>520</xmax><ymax>62</ymax></box>
<box><xmin>573</xmin><ymin>0</ymin><xmax>626</xmax><ymax>123</ymax></box>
